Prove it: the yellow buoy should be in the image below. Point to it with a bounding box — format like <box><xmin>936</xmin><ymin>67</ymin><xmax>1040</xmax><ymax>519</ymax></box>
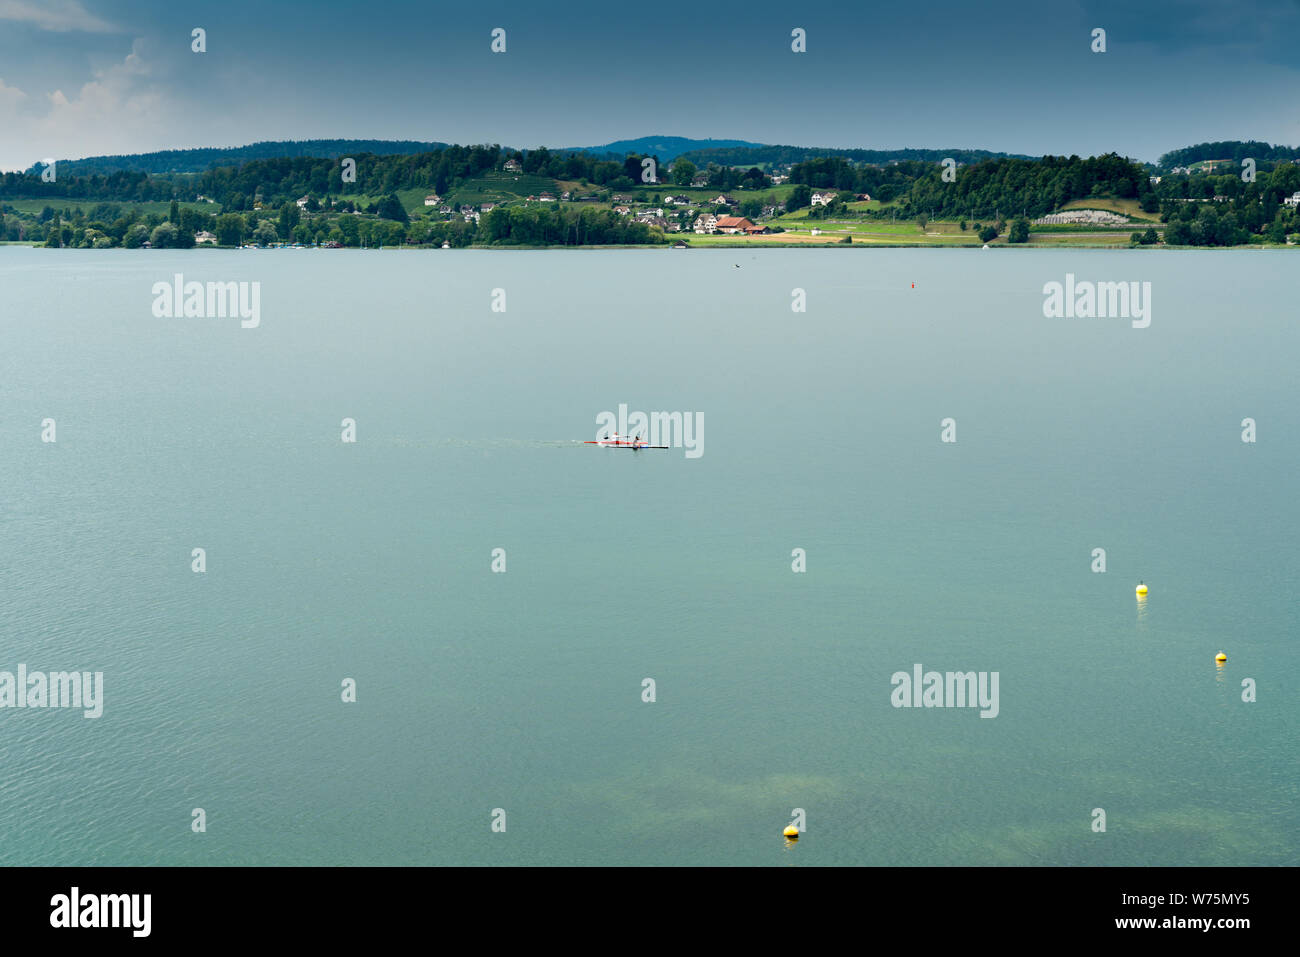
<box><xmin>1215</xmin><ymin>652</ymin><xmax>1227</xmax><ymax>663</ymax></box>
<box><xmin>783</xmin><ymin>825</ymin><xmax>799</xmax><ymax>838</ymax></box>
<box><xmin>1135</xmin><ymin>582</ymin><xmax>1148</xmax><ymax>596</ymax></box>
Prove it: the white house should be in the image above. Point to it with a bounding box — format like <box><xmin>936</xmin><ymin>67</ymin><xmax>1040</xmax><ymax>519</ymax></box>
<box><xmin>194</xmin><ymin>230</ymin><xmax>218</xmax><ymax>245</ymax></box>
<box><xmin>810</xmin><ymin>191</ymin><xmax>837</xmax><ymax>207</ymax></box>
<box><xmin>504</xmin><ymin>158</ymin><xmax>523</xmax><ymax>172</ymax></box>
<box><xmin>296</xmin><ymin>195</ymin><xmax>310</xmax><ymax>209</ymax></box>
<box><xmin>424</xmin><ymin>194</ymin><xmax>441</xmax><ymax>206</ymax></box>
<box><xmin>693</xmin><ymin>214</ymin><xmax>718</xmax><ymax>234</ymax></box>
<box><xmin>1284</xmin><ymin>191</ymin><xmax>1300</xmax><ymax>208</ymax></box>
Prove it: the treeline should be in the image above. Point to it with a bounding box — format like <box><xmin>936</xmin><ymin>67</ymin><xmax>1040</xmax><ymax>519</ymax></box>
<box><xmin>785</xmin><ymin>158</ymin><xmax>936</xmax><ymax>203</ymax></box>
<box><xmin>898</xmin><ymin>153</ymin><xmax>1154</xmax><ymax>220</ymax></box>
<box><xmin>31</xmin><ymin>139</ymin><xmax>448</xmax><ymax>177</ymax></box>
<box><xmin>678</xmin><ymin>144</ymin><xmax>1029</xmax><ymax>169</ymax></box>
<box><xmin>1</xmin><ymin>196</ymin><xmax>663</xmax><ymax>248</ymax></box>
<box><xmin>2</xmin><ymin>145</ymin><xmax>687</xmax><ymax>209</ymax></box>
<box><xmin>1154</xmin><ymin>162</ymin><xmax>1300</xmax><ymax>245</ymax></box>
<box><xmin>1158</xmin><ymin>141</ymin><xmax>1300</xmax><ymax>170</ymax></box>
<box><xmin>479</xmin><ymin>205</ymin><xmax>657</xmax><ymax>245</ymax></box>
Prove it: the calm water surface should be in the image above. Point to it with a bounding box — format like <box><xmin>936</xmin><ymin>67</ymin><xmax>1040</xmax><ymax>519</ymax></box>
<box><xmin>0</xmin><ymin>246</ymin><xmax>1295</xmax><ymax>865</ymax></box>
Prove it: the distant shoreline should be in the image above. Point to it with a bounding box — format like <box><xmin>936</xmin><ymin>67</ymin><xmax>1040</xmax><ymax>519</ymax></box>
<box><xmin>2</xmin><ymin>241</ymin><xmax>1292</xmax><ymax>251</ymax></box>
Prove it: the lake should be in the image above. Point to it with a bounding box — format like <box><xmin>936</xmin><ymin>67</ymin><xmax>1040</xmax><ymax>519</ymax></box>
<box><xmin>0</xmin><ymin>245</ymin><xmax>1295</xmax><ymax>865</ymax></box>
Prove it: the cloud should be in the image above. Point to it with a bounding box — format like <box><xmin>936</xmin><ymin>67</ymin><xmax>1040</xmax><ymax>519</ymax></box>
<box><xmin>0</xmin><ymin>39</ymin><xmax>173</xmax><ymax>170</ymax></box>
<box><xmin>0</xmin><ymin>76</ymin><xmax>29</xmax><ymax>112</ymax></box>
<box><xmin>0</xmin><ymin>0</ymin><xmax>118</xmax><ymax>33</ymax></box>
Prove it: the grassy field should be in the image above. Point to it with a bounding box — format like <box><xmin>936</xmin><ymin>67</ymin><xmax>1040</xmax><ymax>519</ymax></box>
<box><xmin>674</xmin><ymin>215</ymin><xmax>1161</xmax><ymax>247</ymax></box>
<box><xmin>1</xmin><ymin>198</ymin><xmax>221</xmax><ymax>217</ymax></box>
<box><xmin>440</xmin><ymin>172</ymin><xmax>560</xmax><ymax>208</ymax></box>
<box><xmin>1059</xmin><ymin>197</ymin><xmax>1158</xmax><ymax>221</ymax></box>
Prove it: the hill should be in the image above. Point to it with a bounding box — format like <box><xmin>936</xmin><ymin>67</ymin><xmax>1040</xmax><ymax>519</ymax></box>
<box><xmin>677</xmin><ymin>144</ymin><xmax>1036</xmax><ymax>169</ymax></box>
<box><xmin>33</xmin><ymin>140</ymin><xmax>450</xmax><ymax>177</ymax></box>
<box><xmin>1158</xmin><ymin>141</ymin><xmax>1300</xmax><ymax>170</ymax></box>
<box><xmin>568</xmin><ymin>136</ymin><xmax>767</xmax><ymax>160</ymax></box>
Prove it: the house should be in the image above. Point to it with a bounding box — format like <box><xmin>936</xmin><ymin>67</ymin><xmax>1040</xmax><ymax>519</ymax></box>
<box><xmin>613</xmin><ymin>205</ymin><xmax>632</xmax><ymax>215</ymax></box>
<box><xmin>672</xmin><ymin>240</ymin><xmax>688</xmax><ymax>248</ymax></box>
<box><xmin>770</xmin><ymin>174</ymin><xmax>788</xmax><ymax>184</ymax></box>
<box><xmin>504</xmin><ymin>158</ymin><xmax>523</xmax><ymax>172</ymax></box>
<box><xmin>712</xmin><ymin>195</ymin><xmax>733</xmax><ymax>206</ymax></box>
<box><xmin>810</xmin><ymin>191</ymin><xmax>838</xmax><ymax>207</ymax></box>
<box><xmin>810</xmin><ymin>228</ymin><xmax>822</xmax><ymax>236</ymax></box>
<box><xmin>194</xmin><ymin>230</ymin><xmax>218</xmax><ymax>245</ymax></box>
<box><xmin>713</xmin><ymin>216</ymin><xmax>755</xmax><ymax>234</ymax></box>
<box><xmin>1284</xmin><ymin>192</ymin><xmax>1300</xmax><ymax>208</ymax></box>
<box><xmin>424</xmin><ymin>194</ymin><xmax>441</xmax><ymax>206</ymax></box>
<box><xmin>693</xmin><ymin>214</ymin><xmax>718</xmax><ymax>234</ymax></box>
<box><xmin>463</xmin><ymin>211</ymin><xmax>480</xmax><ymax>223</ymax></box>
<box><xmin>691</xmin><ymin>172</ymin><xmax>710</xmax><ymax>188</ymax></box>
<box><xmin>743</xmin><ymin>224</ymin><xmax>769</xmax><ymax>234</ymax></box>
<box><xmin>664</xmin><ymin>196</ymin><xmax>679</xmax><ymax>205</ymax></box>
<box><xmin>761</xmin><ymin>205</ymin><xmax>778</xmax><ymax>218</ymax></box>
<box><xmin>637</xmin><ymin>208</ymin><xmax>663</xmax><ymax>218</ymax></box>
<box><xmin>857</xmin><ymin>193</ymin><xmax>872</xmax><ymax>202</ymax></box>
<box><xmin>561</xmin><ymin>191</ymin><xmax>571</xmax><ymax>200</ymax></box>
<box><xmin>438</xmin><ymin>204</ymin><xmax>453</xmax><ymax>214</ymax></box>
<box><xmin>296</xmin><ymin>195</ymin><xmax>310</xmax><ymax>209</ymax></box>
<box><xmin>480</xmin><ymin>202</ymin><xmax>496</xmax><ymax>212</ymax></box>
<box><xmin>538</xmin><ymin>192</ymin><xmax>555</xmax><ymax>202</ymax></box>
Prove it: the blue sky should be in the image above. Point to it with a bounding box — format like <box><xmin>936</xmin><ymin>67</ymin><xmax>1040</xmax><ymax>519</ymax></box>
<box><xmin>1</xmin><ymin>0</ymin><xmax>1297</xmax><ymax>170</ymax></box>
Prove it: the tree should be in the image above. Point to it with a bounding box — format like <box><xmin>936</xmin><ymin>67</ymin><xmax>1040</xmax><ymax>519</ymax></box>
<box><xmin>959</xmin><ymin>219</ymin><xmax>967</xmax><ymax>231</ymax></box>
<box><xmin>1008</xmin><ymin>216</ymin><xmax>1030</xmax><ymax>243</ymax></box>
<box><xmin>279</xmin><ymin>201</ymin><xmax>300</xmax><ymax>237</ymax></box>
<box><xmin>978</xmin><ymin>224</ymin><xmax>998</xmax><ymax>242</ymax></box>
<box><xmin>215</xmin><ymin>213</ymin><xmax>245</xmax><ymax>246</ymax></box>
<box><xmin>916</xmin><ymin>214</ymin><xmax>928</xmax><ymax>232</ymax></box>
<box><xmin>169</xmin><ymin>199</ymin><xmax>179</xmax><ymax>223</ymax></box>
<box><xmin>124</xmin><ymin>223</ymin><xmax>149</xmax><ymax>248</ymax></box>
<box><xmin>252</xmin><ymin>220</ymin><xmax>279</xmax><ymax>246</ymax></box>
<box><xmin>1141</xmin><ymin>227</ymin><xmax>1158</xmax><ymax>245</ymax></box>
<box><xmin>786</xmin><ymin>184</ymin><xmax>811</xmax><ymax>211</ymax></box>
<box><xmin>375</xmin><ymin>194</ymin><xmax>408</xmax><ymax>223</ymax></box>
<box><xmin>150</xmin><ymin>222</ymin><xmax>178</xmax><ymax>248</ymax></box>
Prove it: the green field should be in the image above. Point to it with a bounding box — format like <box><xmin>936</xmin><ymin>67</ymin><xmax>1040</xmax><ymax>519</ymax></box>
<box><xmin>1059</xmin><ymin>197</ymin><xmax>1157</xmax><ymax>221</ymax></box>
<box><xmin>439</xmin><ymin>172</ymin><xmax>560</xmax><ymax>209</ymax></box>
<box><xmin>2</xmin><ymin>198</ymin><xmax>221</xmax><ymax>217</ymax></box>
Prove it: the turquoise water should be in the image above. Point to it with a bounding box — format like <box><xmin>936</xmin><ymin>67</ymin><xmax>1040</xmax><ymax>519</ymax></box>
<box><xmin>1</xmin><ymin>246</ymin><xmax>1295</xmax><ymax>865</ymax></box>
